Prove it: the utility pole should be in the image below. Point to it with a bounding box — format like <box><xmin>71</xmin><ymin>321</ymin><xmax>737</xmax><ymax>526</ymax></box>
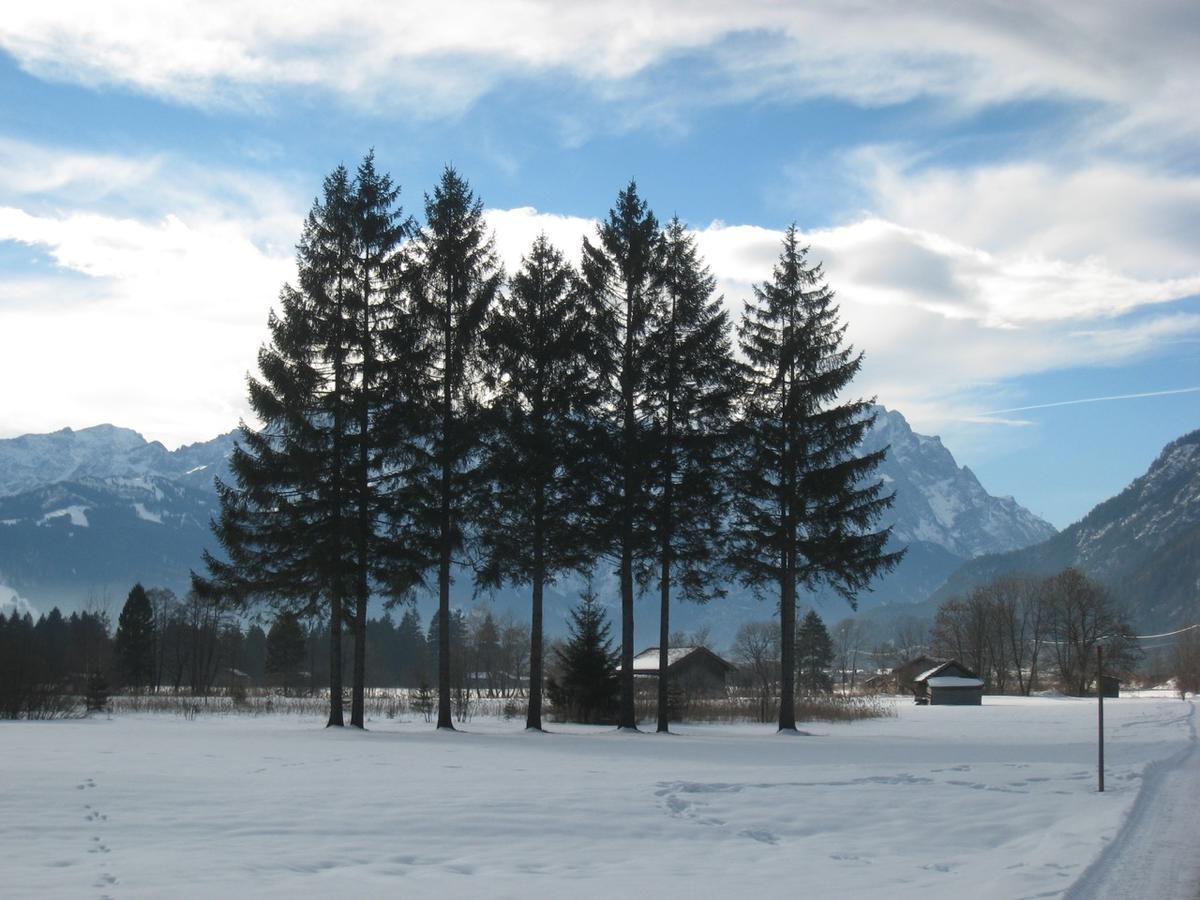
<box><xmin>1097</xmin><ymin>644</ymin><xmax>1105</xmax><ymax>793</ymax></box>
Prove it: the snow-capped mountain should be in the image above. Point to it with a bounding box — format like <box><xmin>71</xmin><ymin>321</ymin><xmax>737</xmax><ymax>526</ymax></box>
<box><xmin>931</xmin><ymin>428</ymin><xmax>1200</xmax><ymax>629</ymax></box>
<box><xmin>0</xmin><ymin>425</ymin><xmax>236</xmax><ymax>498</ymax></box>
<box><xmin>0</xmin><ymin>410</ymin><xmax>1057</xmax><ymax>636</ymax></box>
<box><xmin>865</xmin><ymin>407</ymin><xmax>1056</xmax><ymax>558</ymax></box>
<box><xmin>842</xmin><ymin>406</ymin><xmax>1057</xmax><ymax>607</ymax></box>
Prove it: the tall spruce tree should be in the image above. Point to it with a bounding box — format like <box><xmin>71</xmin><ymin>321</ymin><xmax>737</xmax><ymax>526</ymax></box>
<box><xmin>581</xmin><ymin>181</ymin><xmax>663</xmax><ymax>730</ymax></box>
<box><xmin>729</xmin><ymin>225</ymin><xmax>901</xmax><ymax>732</ymax></box>
<box><xmin>644</xmin><ymin>218</ymin><xmax>738</xmax><ymax>732</ymax></box>
<box><xmin>409</xmin><ymin>167</ymin><xmax>502</xmax><ymax>729</ymax></box>
<box><xmin>795</xmin><ymin>609</ymin><xmax>834</xmax><ymax>694</ymax></box>
<box><xmin>198</xmin><ymin>155</ymin><xmax>425</xmax><ymax>728</ymax></box>
<box><xmin>476</xmin><ymin>234</ymin><xmax>598</xmax><ymax>730</ymax></box>
<box><xmin>341</xmin><ymin>154</ymin><xmax>427</xmax><ymax>728</ymax></box>
<box><xmin>114</xmin><ymin>583</ymin><xmax>155</xmax><ymax>690</ymax></box>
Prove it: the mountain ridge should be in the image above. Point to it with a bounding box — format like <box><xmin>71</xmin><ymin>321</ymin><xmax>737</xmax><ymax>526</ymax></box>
<box><xmin>0</xmin><ymin>409</ymin><xmax>1058</xmax><ymax>641</ymax></box>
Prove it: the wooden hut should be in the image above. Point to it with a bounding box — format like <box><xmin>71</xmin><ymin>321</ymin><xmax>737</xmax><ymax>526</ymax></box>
<box><xmin>913</xmin><ymin>661</ymin><xmax>984</xmax><ymax>705</ymax></box>
<box><xmin>623</xmin><ymin>646</ymin><xmax>736</xmax><ymax>697</ymax></box>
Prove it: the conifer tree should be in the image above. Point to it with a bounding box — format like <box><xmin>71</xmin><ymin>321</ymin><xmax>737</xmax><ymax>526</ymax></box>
<box><xmin>114</xmin><ymin>583</ymin><xmax>156</xmax><ymax>691</ymax></box>
<box><xmin>795</xmin><ymin>609</ymin><xmax>835</xmax><ymax>694</ymax></box>
<box><xmin>198</xmin><ymin>155</ymin><xmax>426</xmax><ymax>728</ymax></box>
<box><xmin>409</xmin><ymin>167</ymin><xmax>502</xmax><ymax>729</ymax></box>
<box><xmin>476</xmin><ymin>234</ymin><xmax>598</xmax><ymax>730</ymax></box>
<box><xmin>581</xmin><ymin>181</ymin><xmax>664</xmax><ymax>730</ymax></box>
<box><xmin>265</xmin><ymin>610</ymin><xmax>306</xmax><ymax>695</ymax></box>
<box><xmin>729</xmin><ymin>226</ymin><xmax>901</xmax><ymax>731</ymax></box>
<box><xmin>644</xmin><ymin>218</ymin><xmax>738</xmax><ymax>733</ymax></box>
<box><xmin>546</xmin><ymin>590</ymin><xmax>619</xmax><ymax>724</ymax></box>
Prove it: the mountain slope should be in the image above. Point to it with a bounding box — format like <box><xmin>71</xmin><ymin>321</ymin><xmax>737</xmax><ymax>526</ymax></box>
<box><xmin>931</xmin><ymin>428</ymin><xmax>1200</xmax><ymax>629</ymax></box>
<box><xmin>853</xmin><ymin>407</ymin><xmax>1056</xmax><ymax>605</ymax></box>
<box><xmin>0</xmin><ymin>412</ymin><xmax>1057</xmax><ymax>639</ymax></box>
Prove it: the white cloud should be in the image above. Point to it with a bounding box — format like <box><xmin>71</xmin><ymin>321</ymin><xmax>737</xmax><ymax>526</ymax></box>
<box><xmin>862</xmin><ymin>156</ymin><xmax>1200</xmax><ymax>281</ymax></box>
<box><xmin>1</xmin><ymin>2</ymin><xmax>1194</xmax><ymax>149</ymax></box>
<box><xmin>2</xmin><ymin>138</ymin><xmax>1197</xmax><ymax>448</ymax></box>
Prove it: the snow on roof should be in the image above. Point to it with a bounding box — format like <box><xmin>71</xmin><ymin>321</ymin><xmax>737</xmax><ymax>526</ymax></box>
<box><xmin>916</xmin><ymin>666</ymin><xmax>944</xmax><ymax>682</ymax></box>
<box><xmin>629</xmin><ymin>647</ymin><xmax>699</xmax><ymax>672</ymax></box>
<box><xmin>926</xmin><ymin>676</ymin><xmax>984</xmax><ymax>688</ymax></box>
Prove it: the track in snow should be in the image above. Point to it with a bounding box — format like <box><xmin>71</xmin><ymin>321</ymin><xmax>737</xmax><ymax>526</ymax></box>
<box><xmin>1065</xmin><ymin>700</ymin><xmax>1199</xmax><ymax>900</ymax></box>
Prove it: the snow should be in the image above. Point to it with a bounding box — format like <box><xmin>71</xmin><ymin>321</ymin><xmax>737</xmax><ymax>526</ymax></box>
<box><xmin>132</xmin><ymin>502</ymin><xmax>162</xmax><ymax>524</ymax></box>
<box><xmin>38</xmin><ymin>505</ymin><xmax>89</xmax><ymax>527</ymax></box>
<box><xmin>183</xmin><ymin>465</ymin><xmax>208</xmax><ymax>475</ymax></box>
<box><xmin>627</xmin><ymin>647</ymin><xmax>702</xmax><ymax>671</ymax></box>
<box><xmin>2</xmin><ymin>695</ymin><xmax>1196</xmax><ymax>898</ymax></box>
<box><xmin>925</xmin><ymin>676</ymin><xmax>985</xmax><ymax>688</ymax></box>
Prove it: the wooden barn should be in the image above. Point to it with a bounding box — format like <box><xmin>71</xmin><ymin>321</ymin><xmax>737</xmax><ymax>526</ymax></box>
<box><xmin>623</xmin><ymin>646</ymin><xmax>736</xmax><ymax>697</ymax></box>
<box><xmin>913</xmin><ymin>661</ymin><xmax>984</xmax><ymax>705</ymax></box>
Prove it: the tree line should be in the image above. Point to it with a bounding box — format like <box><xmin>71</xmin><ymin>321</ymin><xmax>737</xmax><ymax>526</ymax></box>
<box><xmin>930</xmin><ymin>568</ymin><xmax>1140</xmax><ymax>695</ymax></box>
<box><xmin>196</xmin><ymin>152</ymin><xmax>901</xmax><ymax>734</ymax></box>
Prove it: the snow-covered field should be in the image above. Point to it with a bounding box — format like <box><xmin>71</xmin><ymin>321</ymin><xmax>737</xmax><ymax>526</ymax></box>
<box><xmin>3</xmin><ymin>695</ymin><xmax>1196</xmax><ymax>899</ymax></box>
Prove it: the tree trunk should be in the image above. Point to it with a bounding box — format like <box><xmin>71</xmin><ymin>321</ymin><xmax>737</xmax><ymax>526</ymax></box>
<box><xmin>778</xmin><ymin>569</ymin><xmax>797</xmax><ymax>731</ymax></box>
<box><xmin>327</xmin><ymin>594</ymin><xmax>344</xmax><ymax>727</ymax></box>
<box><xmin>437</xmin><ymin>307</ymin><xmax>455</xmax><ymax>730</ymax></box>
<box><xmin>528</xmin><ymin>489</ymin><xmax>545</xmax><ymax>731</ymax></box>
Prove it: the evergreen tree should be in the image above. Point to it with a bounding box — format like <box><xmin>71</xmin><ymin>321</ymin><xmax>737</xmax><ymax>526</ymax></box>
<box><xmin>476</xmin><ymin>233</ymin><xmax>598</xmax><ymax>730</ymax></box>
<box><xmin>581</xmin><ymin>181</ymin><xmax>664</xmax><ymax>729</ymax></box>
<box><xmin>243</xmin><ymin>624</ymin><xmax>268</xmax><ymax>680</ymax></box>
<box><xmin>409</xmin><ymin>167</ymin><xmax>502</xmax><ymax>729</ymax></box>
<box><xmin>729</xmin><ymin>226</ymin><xmax>901</xmax><ymax>731</ymax></box>
<box><xmin>265</xmin><ymin>611</ymin><xmax>307</xmax><ymax>695</ymax></box>
<box><xmin>198</xmin><ymin>164</ymin><xmax>357</xmax><ymax>725</ymax></box>
<box><xmin>114</xmin><ymin>583</ymin><xmax>156</xmax><ymax>691</ymax></box>
<box><xmin>796</xmin><ymin>609</ymin><xmax>834</xmax><ymax>694</ymax></box>
<box><xmin>395</xmin><ymin>608</ymin><xmax>427</xmax><ymax>685</ymax></box>
<box><xmin>546</xmin><ymin>590</ymin><xmax>619</xmax><ymax>724</ymax></box>
<box><xmin>197</xmin><ymin>154</ymin><xmax>427</xmax><ymax>728</ymax></box>
<box><xmin>644</xmin><ymin>218</ymin><xmax>738</xmax><ymax>733</ymax></box>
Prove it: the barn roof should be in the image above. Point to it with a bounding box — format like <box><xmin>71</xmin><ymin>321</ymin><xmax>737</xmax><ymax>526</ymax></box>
<box><xmin>914</xmin><ymin>660</ymin><xmax>981</xmax><ymax>683</ymax></box>
<box><xmin>621</xmin><ymin>646</ymin><xmax>735</xmax><ymax>674</ymax></box>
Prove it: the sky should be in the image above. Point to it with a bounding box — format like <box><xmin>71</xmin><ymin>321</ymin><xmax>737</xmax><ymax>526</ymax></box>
<box><xmin>0</xmin><ymin>1</ymin><xmax>1197</xmax><ymax>529</ymax></box>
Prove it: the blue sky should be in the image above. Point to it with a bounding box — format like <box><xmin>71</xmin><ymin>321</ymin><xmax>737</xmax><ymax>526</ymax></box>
<box><xmin>0</xmin><ymin>2</ymin><xmax>1197</xmax><ymax>529</ymax></box>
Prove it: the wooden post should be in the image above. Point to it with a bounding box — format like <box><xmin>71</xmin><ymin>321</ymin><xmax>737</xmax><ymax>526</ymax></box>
<box><xmin>1097</xmin><ymin>644</ymin><xmax>1105</xmax><ymax>793</ymax></box>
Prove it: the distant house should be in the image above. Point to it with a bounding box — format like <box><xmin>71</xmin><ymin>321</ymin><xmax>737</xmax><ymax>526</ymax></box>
<box><xmin>913</xmin><ymin>661</ymin><xmax>984</xmax><ymax>706</ymax></box>
<box><xmin>621</xmin><ymin>646</ymin><xmax>735</xmax><ymax>696</ymax></box>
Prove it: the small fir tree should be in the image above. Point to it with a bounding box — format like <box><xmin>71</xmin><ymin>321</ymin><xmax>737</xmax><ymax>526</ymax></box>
<box><xmin>795</xmin><ymin>609</ymin><xmax>835</xmax><ymax>694</ymax></box>
<box><xmin>114</xmin><ymin>583</ymin><xmax>156</xmax><ymax>691</ymax></box>
<box><xmin>546</xmin><ymin>590</ymin><xmax>620</xmax><ymax>724</ymax></box>
<box><xmin>265</xmin><ymin>611</ymin><xmax>307</xmax><ymax>695</ymax></box>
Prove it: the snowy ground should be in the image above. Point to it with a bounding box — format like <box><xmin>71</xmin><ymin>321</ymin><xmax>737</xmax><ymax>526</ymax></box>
<box><xmin>3</xmin><ymin>695</ymin><xmax>1196</xmax><ymax>899</ymax></box>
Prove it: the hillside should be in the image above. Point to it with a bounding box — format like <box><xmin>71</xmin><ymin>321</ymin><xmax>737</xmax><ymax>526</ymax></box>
<box><xmin>930</xmin><ymin>428</ymin><xmax>1200</xmax><ymax>629</ymax></box>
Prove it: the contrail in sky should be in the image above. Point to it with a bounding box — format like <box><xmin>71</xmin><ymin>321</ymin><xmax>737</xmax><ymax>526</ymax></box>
<box><xmin>979</xmin><ymin>386</ymin><xmax>1200</xmax><ymax>416</ymax></box>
